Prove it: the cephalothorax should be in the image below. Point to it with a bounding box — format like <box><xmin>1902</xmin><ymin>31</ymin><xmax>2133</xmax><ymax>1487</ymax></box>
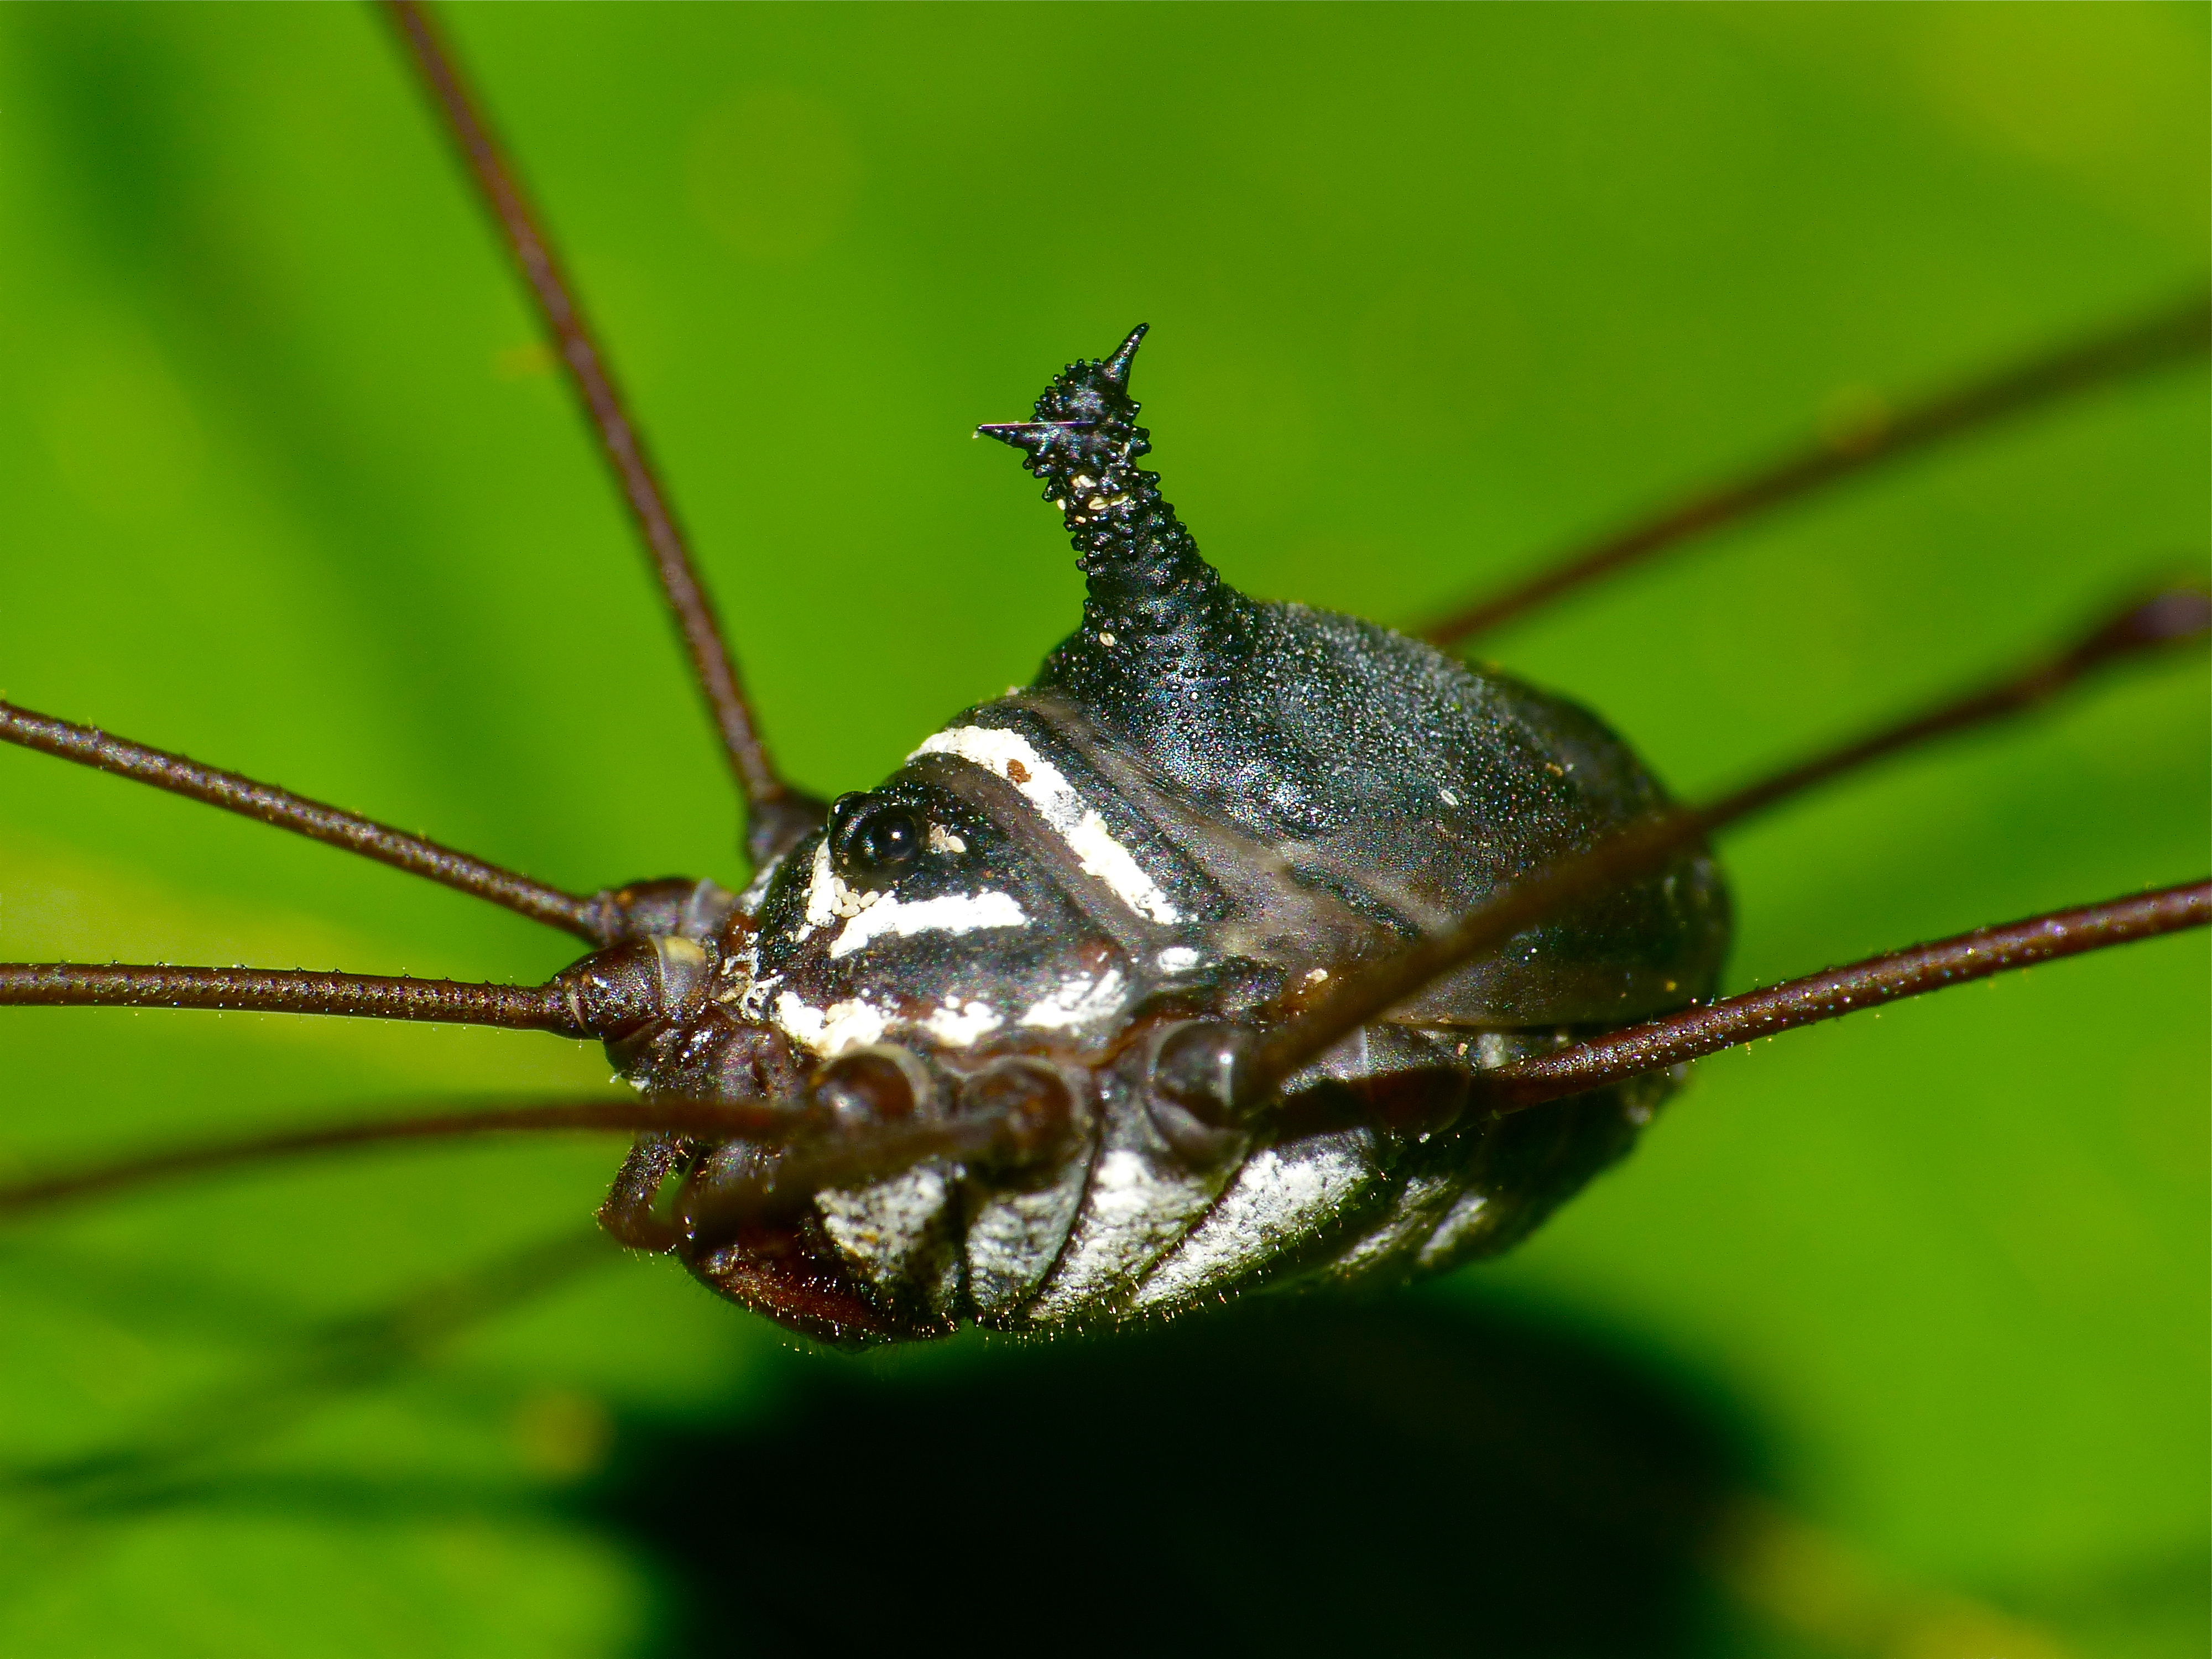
<box><xmin>593</xmin><ymin>327</ymin><xmax>1727</xmax><ymax>1342</ymax></box>
<box><xmin>0</xmin><ymin>5</ymin><xmax>2202</xmax><ymax>1369</ymax></box>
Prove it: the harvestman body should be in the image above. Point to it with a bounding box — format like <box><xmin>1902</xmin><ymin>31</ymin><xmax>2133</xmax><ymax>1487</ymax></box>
<box><xmin>593</xmin><ymin>325</ymin><xmax>1727</xmax><ymax>1342</ymax></box>
<box><xmin>0</xmin><ymin>5</ymin><xmax>2205</xmax><ymax>1351</ymax></box>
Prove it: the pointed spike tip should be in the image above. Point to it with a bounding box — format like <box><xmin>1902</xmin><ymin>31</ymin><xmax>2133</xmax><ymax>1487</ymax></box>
<box><xmin>977</xmin><ymin>420</ymin><xmax>1095</xmax><ymax>452</ymax></box>
<box><xmin>1102</xmin><ymin>324</ymin><xmax>1149</xmax><ymax>389</ymax></box>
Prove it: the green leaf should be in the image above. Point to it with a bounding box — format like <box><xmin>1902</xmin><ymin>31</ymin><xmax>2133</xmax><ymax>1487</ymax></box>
<box><xmin>0</xmin><ymin>6</ymin><xmax>2202</xmax><ymax>1653</ymax></box>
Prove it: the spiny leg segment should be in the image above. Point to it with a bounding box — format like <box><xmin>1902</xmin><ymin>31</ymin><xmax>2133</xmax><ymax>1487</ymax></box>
<box><xmin>1418</xmin><ymin>289</ymin><xmax>2210</xmax><ymax>646</ymax></box>
<box><xmin>381</xmin><ymin>0</ymin><xmax>823</xmax><ymax>864</ymax></box>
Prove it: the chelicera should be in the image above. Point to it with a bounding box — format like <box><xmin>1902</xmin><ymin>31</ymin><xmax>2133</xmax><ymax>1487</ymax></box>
<box><xmin>1</xmin><ymin>6</ymin><xmax>2205</xmax><ymax>1355</ymax></box>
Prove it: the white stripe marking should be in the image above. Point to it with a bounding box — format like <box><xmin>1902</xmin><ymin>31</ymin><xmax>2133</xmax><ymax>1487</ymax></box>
<box><xmin>910</xmin><ymin>725</ymin><xmax>1181</xmax><ymax>925</ymax></box>
<box><xmin>922</xmin><ymin>999</ymin><xmax>1004</xmax><ymax>1046</ymax></box>
<box><xmin>773</xmin><ymin>991</ymin><xmax>891</xmax><ymax>1057</ymax></box>
<box><xmin>828</xmin><ymin>889</ymin><xmax>1029</xmax><ymax>959</ymax></box>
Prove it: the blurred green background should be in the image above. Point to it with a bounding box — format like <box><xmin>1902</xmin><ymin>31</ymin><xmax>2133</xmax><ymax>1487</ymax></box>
<box><xmin>0</xmin><ymin>4</ymin><xmax>2204</xmax><ymax>1655</ymax></box>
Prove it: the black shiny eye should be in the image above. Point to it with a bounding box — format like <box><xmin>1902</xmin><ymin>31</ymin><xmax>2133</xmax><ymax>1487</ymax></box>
<box><xmin>827</xmin><ymin>791</ymin><xmax>925</xmax><ymax>886</ymax></box>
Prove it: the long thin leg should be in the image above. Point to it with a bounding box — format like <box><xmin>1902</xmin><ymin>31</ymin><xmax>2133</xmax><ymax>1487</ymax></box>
<box><xmin>0</xmin><ymin>1082</ymin><xmax>1064</xmax><ymax>1249</ymax></box>
<box><xmin>0</xmin><ymin>963</ymin><xmax>584</xmax><ymax>1032</ymax></box>
<box><xmin>1246</xmin><ymin>584</ymin><xmax>2210</xmax><ymax>1097</ymax></box>
<box><xmin>0</xmin><ymin>700</ymin><xmax>603</xmax><ymax>942</ymax></box>
<box><xmin>1698</xmin><ymin>584</ymin><xmax>2212</xmax><ymax>825</ymax></box>
<box><xmin>0</xmin><ymin>1051</ymin><xmax>1077</xmax><ymax>1234</ymax></box>
<box><xmin>1483</xmin><ymin>881</ymin><xmax>2210</xmax><ymax>1110</ymax></box>
<box><xmin>1417</xmin><ymin>291</ymin><xmax>2210</xmax><ymax>646</ymax></box>
<box><xmin>380</xmin><ymin>0</ymin><xmax>823</xmax><ymax>864</ymax></box>
<box><xmin>0</xmin><ymin>1098</ymin><xmax>799</xmax><ymax>1219</ymax></box>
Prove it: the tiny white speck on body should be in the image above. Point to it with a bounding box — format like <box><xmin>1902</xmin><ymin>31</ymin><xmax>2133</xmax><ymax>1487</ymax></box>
<box><xmin>922</xmin><ymin>999</ymin><xmax>1004</xmax><ymax>1047</ymax></box>
<box><xmin>801</xmin><ymin>839</ymin><xmax>881</xmax><ymax>928</ymax></box>
<box><xmin>1019</xmin><ymin>968</ymin><xmax>1129</xmax><ymax>1031</ymax></box>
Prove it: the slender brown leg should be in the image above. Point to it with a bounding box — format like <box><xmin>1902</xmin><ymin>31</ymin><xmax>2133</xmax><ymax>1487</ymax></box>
<box><xmin>0</xmin><ymin>963</ymin><xmax>583</xmax><ymax>1032</ymax></box>
<box><xmin>0</xmin><ymin>700</ymin><xmax>604</xmax><ymax>941</ymax></box>
<box><xmin>1245</xmin><ymin>585</ymin><xmax>2210</xmax><ymax>1097</ymax></box>
<box><xmin>1417</xmin><ymin>292</ymin><xmax>2210</xmax><ymax>646</ymax></box>
<box><xmin>379</xmin><ymin>0</ymin><xmax>823</xmax><ymax>864</ymax></box>
<box><xmin>1484</xmin><ymin>882</ymin><xmax>2211</xmax><ymax>1112</ymax></box>
<box><xmin>0</xmin><ymin>1061</ymin><xmax>1076</xmax><ymax>1240</ymax></box>
<box><xmin>0</xmin><ymin>1098</ymin><xmax>801</xmax><ymax>1220</ymax></box>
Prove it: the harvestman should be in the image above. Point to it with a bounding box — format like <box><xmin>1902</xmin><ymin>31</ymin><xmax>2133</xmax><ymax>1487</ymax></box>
<box><xmin>1</xmin><ymin>5</ymin><xmax>2205</xmax><ymax>1344</ymax></box>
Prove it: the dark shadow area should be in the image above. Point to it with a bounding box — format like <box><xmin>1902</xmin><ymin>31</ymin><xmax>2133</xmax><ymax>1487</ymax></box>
<box><xmin>588</xmin><ymin>1288</ymin><xmax>1760</xmax><ymax>1658</ymax></box>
